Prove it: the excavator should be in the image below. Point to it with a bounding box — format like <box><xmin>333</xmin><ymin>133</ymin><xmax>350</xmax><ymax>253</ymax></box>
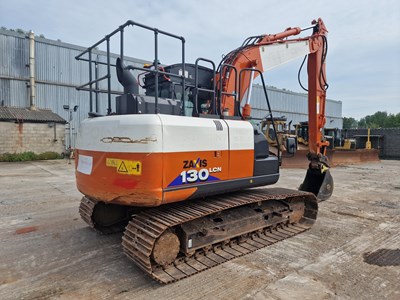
<box><xmin>75</xmin><ymin>18</ymin><xmax>333</xmax><ymax>283</ymax></box>
<box><xmin>260</xmin><ymin>116</ymin><xmax>297</xmax><ymax>152</ymax></box>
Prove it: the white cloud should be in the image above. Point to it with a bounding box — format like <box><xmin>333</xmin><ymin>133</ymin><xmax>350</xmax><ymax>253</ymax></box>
<box><xmin>1</xmin><ymin>0</ymin><xmax>399</xmax><ymax>118</ymax></box>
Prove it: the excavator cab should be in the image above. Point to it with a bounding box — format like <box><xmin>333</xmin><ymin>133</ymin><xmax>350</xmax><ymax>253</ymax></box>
<box><xmin>295</xmin><ymin>122</ymin><xmax>309</xmax><ymax>146</ymax></box>
<box><xmin>261</xmin><ymin>116</ymin><xmax>287</xmax><ymax>147</ymax></box>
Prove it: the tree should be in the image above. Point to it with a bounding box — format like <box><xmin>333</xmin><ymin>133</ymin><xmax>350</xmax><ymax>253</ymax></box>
<box><xmin>358</xmin><ymin>111</ymin><xmax>400</xmax><ymax>128</ymax></box>
<box><xmin>358</xmin><ymin>118</ymin><xmax>367</xmax><ymax>128</ymax></box>
<box><xmin>343</xmin><ymin>117</ymin><xmax>358</xmax><ymax>129</ymax></box>
<box><xmin>384</xmin><ymin>113</ymin><xmax>400</xmax><ymax>128</ymax></box>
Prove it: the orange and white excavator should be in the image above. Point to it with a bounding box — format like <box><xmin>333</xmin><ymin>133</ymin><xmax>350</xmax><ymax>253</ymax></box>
<box><xmin>75</xmin><ymin>18</ymin><xmax>333</xmax><ymax>283</ymax></box>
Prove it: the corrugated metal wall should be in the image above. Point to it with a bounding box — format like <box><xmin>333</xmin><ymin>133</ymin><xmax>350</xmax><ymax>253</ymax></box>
<box><xmin>0</xmin><ymin>29</ymin><xmax>146</xmax><ymax>148</ymax></box>
<box><xmin>0</xmin><ymin>29</ymin><xmax>343</xmax><ymax>148</ymax></box>
<box><xmin>0</xmin><ymin>31</ymin><xmax>30</xmax><ymax>107</ymax></box>
<box><xmin>250</xmin><ymin>85</ymin><xmax>342</xmax><ymax>129</ymax></box>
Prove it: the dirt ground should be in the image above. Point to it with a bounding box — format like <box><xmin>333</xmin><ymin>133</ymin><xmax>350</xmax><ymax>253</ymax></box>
<box><xmin>0</xmin><ymin>159</ymin><xmax>399</xmax><ymax>300</ymax></box>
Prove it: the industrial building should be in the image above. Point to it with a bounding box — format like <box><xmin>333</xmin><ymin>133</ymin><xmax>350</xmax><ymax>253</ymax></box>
<box><xmin>251</xmin><ymin>84</ymin><xmax>342</xmax><ymax>127</ymax></box>
<box><xmin>0</xmin><ymin>29</ymin><xmax>342</xmax><ymax>152</ymax></box>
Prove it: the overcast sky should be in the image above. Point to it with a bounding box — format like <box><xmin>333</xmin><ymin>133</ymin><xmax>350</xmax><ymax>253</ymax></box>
<box><xmin>1</xmin><ymin>0</ymin><xmax>399</xmax><ymax>119</ymax></box>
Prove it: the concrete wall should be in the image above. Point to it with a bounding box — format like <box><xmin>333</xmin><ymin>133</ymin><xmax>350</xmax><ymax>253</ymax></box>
<box><xmin>0</xmin><ymin>122</ymin><xmax>65</xmax><ymax>154</ymax></box>
<box><xmin>346</xmin><ymin>128</ymin><xmax>400</xmax><ymax>159</ymax></box>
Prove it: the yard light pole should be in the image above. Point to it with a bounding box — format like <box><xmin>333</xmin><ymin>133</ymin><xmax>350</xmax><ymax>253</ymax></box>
<box><xmin>63</xmin><ymin>104</ymin><xmax>79</xmax><ymax>151</ymax></box>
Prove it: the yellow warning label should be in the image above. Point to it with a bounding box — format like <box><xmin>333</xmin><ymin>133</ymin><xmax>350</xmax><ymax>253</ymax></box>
<box><xmin>106</xmin><ymin>158</ymin><xmax>119</xmax><ymax>167</ymax></box>
<box><xmin>106</xmin><ymin>158</ymin><xmax>142</xmax><ymax>175</ymax></box>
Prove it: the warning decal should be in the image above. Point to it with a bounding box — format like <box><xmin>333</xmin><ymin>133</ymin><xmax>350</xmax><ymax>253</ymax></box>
<box><xmin>106</xmin><ymin>158</ymin><xmax>142</xmax><ymax>175</ymax></box>
<box><xmin>118</xmin><ymin>161</ymin><xmax>128</xmax><ymax>173</ymax></box>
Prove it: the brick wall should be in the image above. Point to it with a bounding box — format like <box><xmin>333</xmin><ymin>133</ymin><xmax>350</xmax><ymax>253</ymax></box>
<box><xmin>0</xmin><ymin>121</ymin><xmax>65</xmax><ymax>154</ymax></box>
<box><xmin>346</xmin><ymin>128</ymin><xmax>400</xmax><ymax>159</ymax></box>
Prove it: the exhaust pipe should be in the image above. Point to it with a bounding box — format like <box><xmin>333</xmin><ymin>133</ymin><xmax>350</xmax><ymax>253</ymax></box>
<box><xmin>116</xmin><ymin>57</ymin><xmax>139</xmax><ymax>94</ymax></box>
<box><xmin>299</xmin><ymin>152</ymin><xmax>334</xmax><ymax>201</ymax></box>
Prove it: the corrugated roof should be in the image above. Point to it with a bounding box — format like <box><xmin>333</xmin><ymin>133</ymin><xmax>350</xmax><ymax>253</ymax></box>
<box><xmin>0</xmin><ymin>106</ymin><xmax>66</xmax><ymax>123</ymax></box>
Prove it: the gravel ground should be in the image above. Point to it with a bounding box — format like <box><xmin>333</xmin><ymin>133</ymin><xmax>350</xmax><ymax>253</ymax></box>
<box><xmin>0</xmin><ymin>160</ymin><xmax>399</xmax><ymax>300</ymax></box>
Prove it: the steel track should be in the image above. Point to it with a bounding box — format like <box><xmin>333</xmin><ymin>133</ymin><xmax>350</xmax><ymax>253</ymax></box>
<box><xmin>79</xmin><ymin>197</ymin><xmax>128</xmax><ymax>234</ymax></box>
<box><xmin>121</xmin><ymin>187</ymin><xmax>317</xmax><ymax>283</ymax></box>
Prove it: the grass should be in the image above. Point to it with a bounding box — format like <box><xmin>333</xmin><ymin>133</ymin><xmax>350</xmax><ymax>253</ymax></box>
<box><xmin>0</xmin><ymin>151</ymin><xmax>62</xmax><ymax>162</ymax></box>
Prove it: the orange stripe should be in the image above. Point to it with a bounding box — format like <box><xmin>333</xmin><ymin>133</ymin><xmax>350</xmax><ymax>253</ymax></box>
<box><xmin>75</xmin><ymin>149</ymin><xmax>254</xmax><ymax>207</ymax></box>
<box><xmin>163</xmin><ymin>188</ymin><xmax>198</xmax><ymax>204</ymax></box>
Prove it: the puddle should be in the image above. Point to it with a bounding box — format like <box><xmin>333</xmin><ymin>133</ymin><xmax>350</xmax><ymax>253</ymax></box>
<box><xmin>363</xmin><ymin>249</ymin><xmax>400</xmax><ymax>266</ymax></box>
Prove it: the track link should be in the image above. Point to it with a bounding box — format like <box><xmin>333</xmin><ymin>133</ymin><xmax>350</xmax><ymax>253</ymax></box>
<box><xmin>79</xmin><ymin>197</ymin><xmax>96</xmax><ymax>229</ymax></box>
<box><xmin>79</xmin><ymin>197</ymin><xmax>129</xmax><ymax>234</ymax></box>
<box><xmin>122</xmin><ymin>187</ymin><xmax>317</xmax><ymax>283</ymax></box>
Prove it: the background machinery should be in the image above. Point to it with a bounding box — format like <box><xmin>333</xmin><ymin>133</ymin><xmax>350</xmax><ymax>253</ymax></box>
<box><xmin>260</xmin><ymin>118</ymin><xmax>313</xmax><ymax>168</ymax></box>
<box><xmin>260</xmin><ymin>116</ymin><xmax>297</xmax><ymax>153</ymax></box>
<box><xmin>75</xmin><ymin>18</ymin><xmax>332</xmax><ymax>283</ymax></box>
<box><xmin>265</xmin><ymin>119</ymin><xmax>379</xmax><ymax>167</ymax></box>
<box><xmin>294</xmin><ymin>123</ymin><xmax>378</xmax><ymax>165</ymax></box>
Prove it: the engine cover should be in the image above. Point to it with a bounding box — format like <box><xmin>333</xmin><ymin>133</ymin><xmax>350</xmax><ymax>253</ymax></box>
<box><xmin>75</xmin><ymin>114</ymin><xmax>279</xmax><ymax>207</ymax></box>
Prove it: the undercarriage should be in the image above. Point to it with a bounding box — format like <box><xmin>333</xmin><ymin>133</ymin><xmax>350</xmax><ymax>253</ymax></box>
<box><xmin>79</xmin><ymin>187</ymin><xmax>317</xmax><ymax>283</ymax></box>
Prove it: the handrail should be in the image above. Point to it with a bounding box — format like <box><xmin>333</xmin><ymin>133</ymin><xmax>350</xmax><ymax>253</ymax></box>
<box><xmin>75</xmin><ymin>20</ymin><xmax>186</xmax><ymax>115</ymax></box>
<box><xmin>219</xmin><ymin>64</ymin><xmax>238</xmax><ymax>116</ymax></box>
<box><xmin>194</xmin><ymin>58</ymin><xmax>216</xmax><ymax>116</ymax></box>
<box><xmin>239</xmin><ymin>68</ymin><xmax>280</xmax><ymax>160</ymax></box>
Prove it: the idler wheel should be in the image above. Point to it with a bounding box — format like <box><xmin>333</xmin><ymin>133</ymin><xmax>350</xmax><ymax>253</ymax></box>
<box><xmin>152</xmin><ymin>230</ymin><xmax>180</xmax><ymax>266</ymax></box>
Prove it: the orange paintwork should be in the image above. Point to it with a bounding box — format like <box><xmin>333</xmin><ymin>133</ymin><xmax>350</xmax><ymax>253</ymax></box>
<box><xmin>76</xmin><ymin>148</ymin><xmax>254</xmax><ymax>207</ymax></box>
<box><xmin>218</xmin><ymin>26</ymin><xmax>302</xmax><ymax>117</ymax></box>
<box><xmin>75</xmin><ymin>149</ymin><xmax>163</xmax><ymax>206</ymax></box>
<box><xmin>242</xmin><ymin>103</ymin><xmax>252</xmax><ymax>119</ymax></box>
<box><xmin>307</xmin><ymin>18</ymin><xmax>329</xmax><ymax>154</ymax></box>
<box><xmin>218</xmin><ymin>51</ymin><xmax>261</xmax><ymax>116</ymax></box>
<box><xmin>229</xmin><ymin>149</ymin><xmax>254</xmax><ymax>179</ymax></box>
<box><xmin>163</xmin><ymin>188</ymin><xmax>198</xmax><ymax>204</ymax></box>
<box><xmin>216</xmin><ymin>18</ymin><xmax>329</xmax><ymax>157</ymax></box>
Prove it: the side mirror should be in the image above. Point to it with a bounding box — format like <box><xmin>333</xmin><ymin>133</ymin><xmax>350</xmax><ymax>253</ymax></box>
<box><xmin>286</xmin><ymin>137</ymin><xmax>297</xmax><ymax>154</ymax></box>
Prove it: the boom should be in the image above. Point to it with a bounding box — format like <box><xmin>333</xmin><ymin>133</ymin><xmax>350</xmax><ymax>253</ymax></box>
<box><xmin>217</xmin><ymin>18</ymin><xmax>329</xmax><ymax>156</ymax></box>
<box><xmin>215</xmin><ymin>18</ymin><xmax>333</xmax><ymax>200</ymax></box>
